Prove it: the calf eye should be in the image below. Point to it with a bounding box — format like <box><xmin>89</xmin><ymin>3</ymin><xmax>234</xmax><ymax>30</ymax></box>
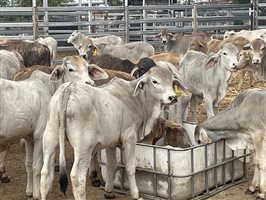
<box><xmin>68</xmin><ymin>69</ymin><xmax>74</xmax><ymax>72</ymax></box>
<box><xmin>152</xmin><ymin>80</ymin><xmax>158</xmax><ymax>84</ymax></box>
<box><xmin>223</xmin><ymin>52</ymin><xmax>227</xmax><ymax>55</ymax></box>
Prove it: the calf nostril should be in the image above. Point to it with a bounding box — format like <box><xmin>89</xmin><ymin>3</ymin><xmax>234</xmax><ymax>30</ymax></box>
<box><xmin>253</xmin><ymin>59</ymin><xmax>260</xmax><ymax>64</ymax></box>
<box><xmin>169</xmin><ymin>95</ymin><xmax>177</xmax><ymax>103</ymax></box>
<box><xmin>82</xmin><ymin>55</ymin><xmax>86</xmax><ymax>59</ymax></box>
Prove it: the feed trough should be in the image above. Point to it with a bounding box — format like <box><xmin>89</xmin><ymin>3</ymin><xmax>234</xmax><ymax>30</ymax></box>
<box><xmin>99</xmin><ymin>122</ymin><xmax>250</xmax><ymax>200</ymax></box>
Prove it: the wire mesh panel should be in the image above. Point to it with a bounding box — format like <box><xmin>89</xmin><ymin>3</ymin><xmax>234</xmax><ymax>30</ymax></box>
<box><xmin>99</xmin><ymin>123</ymin><xmax>250</xmax><ymax>200</ymax></box>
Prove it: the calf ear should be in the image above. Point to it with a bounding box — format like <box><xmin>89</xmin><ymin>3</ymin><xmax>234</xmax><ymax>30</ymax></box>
<box><xmin>168</xmin><ymin>33</ymin><xmax>174</xmax><ymax>39</ymax></box>
<box><xmin>205</xmin><ymin>54</ymin><xmax>219</xmax><ymax>69</ymax></box>
<box><xmin>50</xmin><ymin>65</ymin><xmax>64</xmax><ymax>81</ymax></box>
<box><xmin>96</xmin><ymin>43</ymin><xmax>108</xmax><ymax>51</ymax></box>
<box><xmin>154</xmin><ymin>33</ymin><xmax>162</xmax><ymax>39</ymax></box>
<box><xmin>89</xmin><ymin>64</ymin><xmax>109</xmax><ymax>80</ymax></box>
<box><xmin>133</xmin><ymin>75</ymin><xmax>148</xmax><ymax>96</ymax></box>
<box><xmin>242</xmin><ymin>44</ymin><xmax>251</xmax><ymax>50</ymax></box>
<box><xmin>168</xmin><ymin>67</ymin><xmax>188</xmax><ymax>95</ymax></box>
<box><xmin>130</xmin><ymin>67</ymin><xmax>140</xmax><ymax>78</ymax></box>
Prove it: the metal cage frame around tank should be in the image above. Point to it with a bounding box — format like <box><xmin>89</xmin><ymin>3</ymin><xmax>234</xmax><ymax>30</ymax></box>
<box><xmin>99</xmin><ymin>139</ymin><xmax>251</xmax><ymax>200</ymax></box>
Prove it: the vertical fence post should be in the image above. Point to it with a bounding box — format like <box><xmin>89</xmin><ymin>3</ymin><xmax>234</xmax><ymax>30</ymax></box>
<box><xmin>78</xmin><ymin>0</ymin><xmax>82</xmax><ymax>31</ymax></box>
<box><xmin>88</xmin><ymin>0</ymin><xmax>92</xmax><ymax>34</ymax></box>
<box><xmin>43</xmin><ymin>0</ymin><xmax>48</xmax><ymax>36</ymax></box>
<box><xmin>250</xmin><ymin>0</ymin><xmax>254</xmax><ymax>30</ymax></box>
<box><xmin>142</xmin><ymin>0</ymin><xmax>147</xmax><ymax>42</ymax></box>
<box><xmin>32</xmin><ymin>0</ymin><xmax>38</xmax><ymax>40</ymax></box>
<box><xmin>192</xmin><ymin>4</ymin><xmax>198</xmax><ymax>33</ymax></box>
<box><xmin>255</xmin><ymin>0</ymin><xmax>258</xmax><ymax>30</ymax></box>
<box><xmin>124</xmin><ymin>0</ymin><xmax>129</xmax><ymax>43</ymax></box>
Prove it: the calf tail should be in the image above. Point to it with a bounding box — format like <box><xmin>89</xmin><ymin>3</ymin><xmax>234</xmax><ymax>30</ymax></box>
<box><xmin>59</xmin><ymin>110</ymin><xmax>68</xmax><ymax>195</ymax></box>
<box><xmin>58</xmin><ymin>83</ymin><xmax>73</xmax><ymax>194</ymax></box>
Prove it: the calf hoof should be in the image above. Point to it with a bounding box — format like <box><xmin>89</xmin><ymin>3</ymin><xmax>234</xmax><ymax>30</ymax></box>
<box><xmin>104</xmin><ymin>191</ymin><xmax>116</xmax><ymax>199</ymax></box>
<box><xmin>246</xmin><ymin>186</ymin><xmax>259</xmax><ymax>195</ymax></box>
<box><xmin>26</xmin><ymin>194</ymin><xmax>33</xmax><ymax>200</ymax></box>
<box><xmin>0</xmin><ymin>173</ymin><xmax>10</xmax><ymax>183</ymax></box>
<box><xmin>245</xmin><ymin>189</ymin><xmax>256</xmax><ymax>194</ymax></box>
<box><xmin>91</xmin><ymin>178</ymin><xmax>101</xmax><ymax>187</ymax></box>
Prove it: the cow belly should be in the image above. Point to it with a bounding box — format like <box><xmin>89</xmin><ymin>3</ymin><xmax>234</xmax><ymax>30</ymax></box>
<box><xmin>0</xmin><ymin>85</ymin><xmax>41</xmax><ymax>143</ymax></box>
<box><xmin>0</xmin><ymin>112</ymin><xmax>35</xmax><ymax>144</ymax></box>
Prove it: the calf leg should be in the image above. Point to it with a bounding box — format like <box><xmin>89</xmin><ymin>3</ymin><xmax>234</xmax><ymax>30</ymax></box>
<box><xmin>40</xmin><ymin>130</ymin><xmax>58</xmax><ymax>200</ymax></box>
<box><xmin>104</xmin><ymin>147</ymin><xmax>117</xmax><ymax>199</ymax></box>
<box><xmin>190</xmin><ymin>94</ymin><xmax>198</xmax><ymax>122</ymax></box>
<box><xmin>237</xmin><ymin>69</ymin><xmax>246</xmax><ymax>90</ymax></box>
<box><xmin>24</xmin><ymin>140</ymin><xmax>34</xmax><ymax>198</ymax></box>
<box><xmin>32</xmin><ymin>138</ymin><xmax>43</xmax><ymax>199</ymax></box>
<box><xmin>89</xmin><ymin>152</ymin><xmax>104</xmax><ymax>187</ymax></box>
<box><xmin>246</xmin><ymin>152</ymin><xmax>260</xmax><ymax>194</ymax></box>
<box><xmin>0</xmin><ymin>144</ymin><xmax>11</xmax><ymax>183</ymax></box>
<box><xmin>248</xmin><ymin>70</ymin><xmax>255</xmax><ymax>87</ymax></box>
<box><xmin>257</xmin><ymin>139</ymin><xmax>266</xmax><ymax>200</ymax></box>
<box><xmin>204</xmin><ymin>94</ymin><xmax>215</xmax><ymax>119</ymax></box>
<box><xmin>123</xmin><ymin>141</ymin><xmax>142</xmax><ymax>200</ymax></box>
<box><xmin>70</xmin><ymin>147</ymin><xmax>92</xmax><ymax>200</ymax></box>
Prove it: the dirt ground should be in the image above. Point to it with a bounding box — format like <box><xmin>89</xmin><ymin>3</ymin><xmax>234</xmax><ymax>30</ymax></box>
<box><xmin>0</xmin><ymin>54</ymin><xmax>265</xmax><ymax>200</ymax></box>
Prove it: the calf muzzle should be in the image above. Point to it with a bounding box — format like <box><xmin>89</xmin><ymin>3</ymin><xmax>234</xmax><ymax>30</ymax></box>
<box><xmin>168</xmin><ymin>95</ymin><xmax>177</xmax><ymax>103</ymax></box>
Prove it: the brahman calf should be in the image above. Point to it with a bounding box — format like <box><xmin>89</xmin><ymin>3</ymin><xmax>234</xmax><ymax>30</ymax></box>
<box><xmin>0</xmin><ymin>49</ymin><xmax>25</xmax><ymax>80</ymax></box>
<box><xmin>0</xmin><ymin>40</ymin><xmax>50</xmax><ymax>67</ymax></box>
<box><xmin>0</xmin><ymin>56</ymin><xmax>108</xmax><ymax>199</ymax></box>
<box><xmin>235</xmin><ymin>49</ymin><xmax>264</xmax><ymax>90</ymax></box>
<box><xmin>40</xmin><ymin>67</ymin><xmax>187</xmax><ymax>200</ymax></box>
<box><xmin>36</xmin><ymin>37</ymin><xmax>58</xmax><ymax>66</ymax></box>
<box><xmin>195</xmin><ymin>88</ymin><xmax>266</xmax><ymax>200</ymax></box>
<box><xmin>67</xmin><ymin>30</ymin><xmax>123</xmax><ymax>51</ymax></box>
<box><xmin>179</xmin><ymin>43</ymin><xmax>238</xmax><ymax>121</ymax></box>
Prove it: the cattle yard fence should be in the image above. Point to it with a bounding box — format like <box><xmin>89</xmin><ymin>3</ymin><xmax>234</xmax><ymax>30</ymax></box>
<box><xmin>0</xmin><ymin>3</ymin><xmax>261</xmax><ymax>53</ymax></box>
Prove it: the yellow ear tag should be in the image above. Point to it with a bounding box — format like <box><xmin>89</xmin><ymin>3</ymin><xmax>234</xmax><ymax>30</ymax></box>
<box><xmin>174</xmin><ymin>85</ymin><xmax>183</xmax><ymax>97</ymax></box>
<box><xmin>93</xmin><ymin>49</ymin><xmax>97</xmax><ymax>56</ymax></box>
<box><xmin>244</xmin><ymin>52</ymin><xmax>250</xmax><ymax>61</ymax></box>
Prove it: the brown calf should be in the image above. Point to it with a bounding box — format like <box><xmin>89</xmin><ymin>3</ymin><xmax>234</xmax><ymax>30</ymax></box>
<box><xmin>13</xmin><ymin>65</ymin><xmax>55</xmax><ymax>81</ymax></box>
<box><xmin>207</xmin><ymin>36</ymin><xmax>249</xmax><ymax>54</ymax></box>
<box><xmin>149</xmin><ymin>52</ymin><xmax>181</xmax><ymax>70</ymax></box>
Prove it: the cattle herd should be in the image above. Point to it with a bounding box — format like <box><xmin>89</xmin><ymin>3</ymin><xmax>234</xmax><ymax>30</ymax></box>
<box><xmin>0</xmin><ymin>28</ymin><xmax>265</xmax><ymax>200</ymax></box>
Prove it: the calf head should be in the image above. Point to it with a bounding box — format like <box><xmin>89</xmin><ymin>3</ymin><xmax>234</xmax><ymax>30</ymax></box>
<box><xmin>50</xmin><ymin>56</ymin><xmax>108</xmax><ymax>85</ymax></box>
<box><xmin>237</xmin><ymin>50</ymin><xmax>263</xmax><ymax>81</ymax></box>
<box><xmin>224</xmin><ymin>30</ymin><xmax>236</xmax><ymax>39</ymax></box>
<box><xmin>67</xmin><ymin>30</ymin><xmax>80</xmax><ymax>44</ymax></box>
<box><xmin>77</xmin><ymin>38</ymin><xmax>94</xmax><ymax>59</ymax></box>
<box><xmin>131</xmin><ymin>57</ymin><xmax>156</xmax><ymax>78</ymax></box>
<box><xmin>236</xmin><ymin>50</ymin><xmax>252</xmax><ymax>69</ymax></box>
<box><xmin>154</xmin><ymin>29</ymin><xmax>173</xmax><ymax>45</ymax></box>
<box><xmin>133</xmin><ymin>66</ymin><xmax>187</xmax><ymax>105</ymax></box>
<box><xmin>205</xmin><ymin>43</ymin><xmax>238</xmax><ymax>71</ymax></box>
<box><xmin>81</xmin><ymin>43</ymin><xmax>103</xmax><ymax>60</ymax></box>
<box><xmin>243</xmin><ymin>38</ymin><xmax>266</xmax><ymax>64</ymax></box>
<box><xmin>194</xmin><ymin>125</ymin><xmax>212</xmax><ymax>144</ymax></box>
<box><xmin>189</xmin><ymin>38</ymin><xmax>208</xmax><ymax>53</ymax></box>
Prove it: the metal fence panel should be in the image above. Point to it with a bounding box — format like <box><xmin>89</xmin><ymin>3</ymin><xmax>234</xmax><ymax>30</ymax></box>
<box><xmin>0</xmin><ymin>4</ymin><xmax>252</xmax><ymax>51</ymax></box>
